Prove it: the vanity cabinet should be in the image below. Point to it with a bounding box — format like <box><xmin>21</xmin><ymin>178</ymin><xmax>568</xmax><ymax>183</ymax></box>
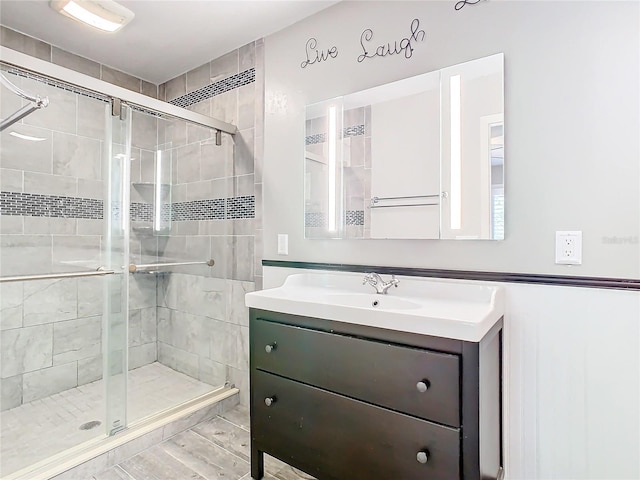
<box><xmin>249</xmin><ymin>308</ymin><xmax>503</xmax><ymax>480</ymax></box>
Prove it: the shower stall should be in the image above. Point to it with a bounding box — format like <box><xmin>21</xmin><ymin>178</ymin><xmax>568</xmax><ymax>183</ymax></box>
<box><xmin>0</xmin><ymin>47</ymin><xmax>244</xmax><ymax>479</ymax></box>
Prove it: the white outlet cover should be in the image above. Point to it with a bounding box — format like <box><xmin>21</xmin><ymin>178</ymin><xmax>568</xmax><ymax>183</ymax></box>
<box><xmin>555</xmin><ymin>231</ymin><xmax>582</xmax><ymax>265</ymax></box>
<box><xmin>277</xmin><ymin>234</ymin><xmax>289</xmax><ymax>255</ymax></box>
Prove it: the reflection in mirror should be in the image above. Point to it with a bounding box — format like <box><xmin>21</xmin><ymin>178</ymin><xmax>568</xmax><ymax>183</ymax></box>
<box><xmin>304</xmin><ymin>53</ymin><xmax>504</xmax><ymax>240</ymax></box>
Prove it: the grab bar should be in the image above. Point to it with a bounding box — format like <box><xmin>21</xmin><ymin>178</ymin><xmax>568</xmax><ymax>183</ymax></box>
<box><xmin>369</xmin><ymin>203</ymin><xmax>438</xmax><ymax>209</ymax></box>
<box><xmin>128</xmin><ymin>259</ymin><xmax>215</xmax><ymax>273</ymax></box>
<box><xmin>370</xmin><ymin>194</ymin><xmax>440</xmax><ymax>209</ymax></box>
<box><xmin>0</xmin><ymin>269</ymin><xmax>115</xmax><ymax>283</ymax></box>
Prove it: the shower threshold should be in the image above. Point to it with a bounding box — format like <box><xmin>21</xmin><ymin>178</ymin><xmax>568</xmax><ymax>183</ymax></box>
<box><xmin>2</xmin><ymin>363</ymin><xmax>238</xmax><ymax>480</ymax></box>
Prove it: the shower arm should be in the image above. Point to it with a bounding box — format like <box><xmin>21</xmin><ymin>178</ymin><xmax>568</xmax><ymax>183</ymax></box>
<box><xmin>0</xmin><ymin>72</ymin><xmax>49</xmax><ymax>132</ymax></box>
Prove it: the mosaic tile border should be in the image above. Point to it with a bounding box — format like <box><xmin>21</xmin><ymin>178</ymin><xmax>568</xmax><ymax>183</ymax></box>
<box><xmin>169</xmin><ymin>68</ymin><xmax>256</xmax><ymax>109</ymax></box>
<box><xmin>0</xmin><ymin>191</ymin><xmax>255</xmax><ymax>222</ymax></box>
<box><xmin>305</xmin><ymin>124</ymin><xmax>365</xmax><ymax>145</ymax></box>
<box><xmin>305</xmin><ymin>210</ymin><xmax>365</xmax><ymax>227</ymax></box>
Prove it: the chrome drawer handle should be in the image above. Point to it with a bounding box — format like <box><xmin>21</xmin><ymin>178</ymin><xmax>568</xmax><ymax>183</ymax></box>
<box><xmin>265</xmin><ymin>343</ymin><xmax>277</xmax><ymax>353</ymax></box>
<box><xmin>416</xmin><ymin>380</ymin><xmax>431</xmax><ymax>393</ymax></box>
<box><xmin>416</xmin><ymin>450</ymin><xmax>430</xmax><ymax>464</ymax></box>
<box><xmin>264</xmin><ymin>396</ymin><xmax>276</xmax><ymax>407</ymax></box>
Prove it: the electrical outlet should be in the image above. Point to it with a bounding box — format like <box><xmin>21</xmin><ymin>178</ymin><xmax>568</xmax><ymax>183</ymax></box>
<box><xmin>555</xmin><ymin>231</ymin><xmax>582</xmax><ymax>265</ymax></box>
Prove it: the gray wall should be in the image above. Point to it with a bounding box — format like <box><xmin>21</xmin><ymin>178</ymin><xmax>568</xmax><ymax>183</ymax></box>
<box><xmin>263</xmin><ymin>1</ymin><xmax>640</xmax><ymax>278</ymax></box>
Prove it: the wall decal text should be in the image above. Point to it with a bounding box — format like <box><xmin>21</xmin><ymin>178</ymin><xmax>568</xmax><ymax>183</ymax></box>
<box><xmin>455</xmin><ymin>0</ymin><xmax>484</xmax><ymax>11</ymax></box>
<box><xmin>301</xmin><ymin>38</ymin><xmax>339</xmax><ymax>69</ymax></box>
<box><xmin>357</xmin><ymin>19</ymin><xmax>426</xmax><ymax>63</ymax></box>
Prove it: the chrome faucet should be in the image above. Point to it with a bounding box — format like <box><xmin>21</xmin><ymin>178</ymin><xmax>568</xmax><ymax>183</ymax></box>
<box><xmin>363</xmin><ymin>273</ymin><xmax>400</xmax><ymax>294</ymax></box>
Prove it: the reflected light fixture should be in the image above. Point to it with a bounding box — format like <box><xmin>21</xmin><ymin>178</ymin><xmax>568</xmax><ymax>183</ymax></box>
<box><xmin>50</xmin><ymin>0</ymin><xmax>135</xmax><ymax>33</ymax></box>
<box><xmin>327</xmin><ymin>105</ymin><xmax>337</xmax><ymax>232</ymax></box>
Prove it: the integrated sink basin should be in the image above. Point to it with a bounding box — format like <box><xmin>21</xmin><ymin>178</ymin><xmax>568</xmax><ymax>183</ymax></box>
<box><xmin>325</xmin><ymin>293</ymin><xmax>421</xmax><ymax>310</ymax></box>
<box><xmin>245</xmin><ymin>272</ymin><xmax>504</xmax><ymax>342</ymax></box>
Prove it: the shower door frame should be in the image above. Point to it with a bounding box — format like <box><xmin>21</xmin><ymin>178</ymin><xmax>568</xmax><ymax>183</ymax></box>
<box><xmin>0</xmin><ymin>46</ymin><xmax>237</xmax><ymax>135</ymax></box>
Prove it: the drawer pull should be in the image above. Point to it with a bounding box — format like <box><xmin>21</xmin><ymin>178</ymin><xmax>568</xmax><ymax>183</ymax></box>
<box><xmin>264</xmin><ymin>396</ymin><xmax>276</xmax><ymax>407</ymax></box>
<box><xmin>416</xmin><ymin>380</ymin><xmax>431</xmax><ymax>393</ymax></box>
<box><xmin>265</xmin><ymin>343</ymin><xmax>277</xmax><ymax>353</ymax></box>
<box><xmin>416</xmin><ymin>450</ymin><xmax>430</xmax><ymax>464</ymax></box>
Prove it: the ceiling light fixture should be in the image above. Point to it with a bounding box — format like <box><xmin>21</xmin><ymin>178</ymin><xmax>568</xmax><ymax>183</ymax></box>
<box><xmin>9</xmin><ymin>131</ymin><xmax>46</xmax><ymax>142</ymax></box>
<box><xmin>50</xmin><ymin>0</ymin><xmax>135</xmax><ymax>33</ymax></box>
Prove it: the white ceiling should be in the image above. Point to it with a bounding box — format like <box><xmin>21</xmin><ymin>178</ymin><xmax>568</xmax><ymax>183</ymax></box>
<box><xmin>0</xmin><ymin>0</ymin><xmax>339</xmax><ymax>84</ymax></box>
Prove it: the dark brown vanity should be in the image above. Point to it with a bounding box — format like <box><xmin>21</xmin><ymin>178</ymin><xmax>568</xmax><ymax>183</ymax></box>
<box><xmin>249</xmin><ymin>308</ymin><xmax>503</xmax><ymax>480</ymax></box>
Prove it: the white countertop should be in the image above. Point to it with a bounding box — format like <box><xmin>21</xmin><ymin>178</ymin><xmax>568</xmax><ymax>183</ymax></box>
<box><xmin>245</xmin><ymin>272</ymin><xmax>504</xmax><ymax>342</ymax></box>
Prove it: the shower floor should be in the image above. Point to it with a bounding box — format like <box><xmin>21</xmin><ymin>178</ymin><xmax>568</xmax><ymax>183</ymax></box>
<box><xmin>0</xmin><ymin>362</ymin><xmax>216</xmax><ymax>477</ymax></box>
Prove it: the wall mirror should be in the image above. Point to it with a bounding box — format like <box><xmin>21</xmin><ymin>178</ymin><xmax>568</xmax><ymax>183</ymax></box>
<box><xmin>304</xmin><ymin>53</ymin><xmax>504</xmax><ymax>240</ymax></box>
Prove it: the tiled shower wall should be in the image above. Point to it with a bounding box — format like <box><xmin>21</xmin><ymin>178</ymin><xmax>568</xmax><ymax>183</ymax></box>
<box><xmin>156</xmin><ymin>40</ymin><xmax>264</xmax><ymax>405</ymax></box>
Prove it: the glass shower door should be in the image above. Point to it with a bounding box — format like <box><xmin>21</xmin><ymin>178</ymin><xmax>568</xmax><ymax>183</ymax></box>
<box><xmin>103</xmin><ymin>101</ymin><xmax>131</xmax><ymax>435</ymax></box>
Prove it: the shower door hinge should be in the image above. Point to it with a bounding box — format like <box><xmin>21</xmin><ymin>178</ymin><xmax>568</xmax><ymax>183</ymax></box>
<box><xmin>111</xmin><ymin>98</ymin><xmax>122</xmax><ymax>118</ymax></box>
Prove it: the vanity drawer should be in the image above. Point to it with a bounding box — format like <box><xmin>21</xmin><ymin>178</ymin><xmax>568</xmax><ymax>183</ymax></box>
<box><xmin>252</xmin><ymin>318</ymin><xmax>460</xmax><ymax>427</ymax></box>
<box><xmin>252</xmin><ymin>370</ymin><xmax>460</xmax><ymax>480</ymax></box>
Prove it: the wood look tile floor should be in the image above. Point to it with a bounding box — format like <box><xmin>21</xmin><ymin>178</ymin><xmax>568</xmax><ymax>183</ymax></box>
<box><xmin>92</xmin><ymin>405</ymin><xmax>315</xmax><ymax>480</ymax></box>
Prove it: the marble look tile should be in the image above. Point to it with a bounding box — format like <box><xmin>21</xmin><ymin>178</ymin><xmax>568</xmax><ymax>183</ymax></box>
<box><xmin>237</xmin><ymin>84</ymin><xmax>255</xmax><ymax>131</ymax></box>
<box><xmin>129</xmin><ymin>343</ymin><xmax>157</xmax><ymax>370</ymax></box>
<box><xmin>158</xmin><ymin>309</ymin><xmax>210</xmax><ymax>358</ymax></box>
<box><xmin>210</xmin><ymin>50</ymin><xmax>239</xmax><ymax>81</ymax></box>
<box><xmin>53</xmin><ymin>316</ymin><xmax>102</xmax><ymax>364</ymax></box>
<box><xmin>52</xmin><ymin>235</ymin><xmax>101</xmax><ymax>271</ymax></box>
<box><xmin>78</xmin><ymin>355</ymin><xmax>103</xmax><ymax>385</ymax></box>
<box><xmin>141</xmin><ymin>81</ymin><xmax>158</xmax><ymax>99</ymax></box>
<box><xmin>23</xmin><ymin>217</ymin><xmax>76</xmax><ymax>235</ymax></box>
<box><xmin>77</xmin><ymin>218</ymin><xmax>103</xmax><ymax>236</ymax></box>
<box><xmin>78</xmin><ymin>178</ymin><xmax>104</xmax><ymax>200</ymax></box>
<box><xmin>209</xmin><ymin>320</ymin><xmax>235</xmax><ymax>366</ymax></box>
<box><xmin>1</xmin><ymin>26</ymin><xmax>50</xmax><ymax>61</ymax></box>
<box><xmin>131</xmin><ymin>110</ymin><xmax>158</xmax><ymax>151</ymax></box>
<box><xmin>210</xmin><ymin>89</ymin><xmax>238</xmax><ymax>126</ymax></box>
<box><xmin>23</xmin><ymin>80</ymin><xmax>77</xmax><ymax>134</ymax></box>
<box><xmin>187</xmin><ymin>123</ymin><xmax>215</xmax><ymax>146</ymax></box>
<box><xmin>176</xmin><ymin>143</ymin><xmax>201</xmax><ymax>184</ymax></box>
<box><xmin>139</xmin><ymin>149</ymin><xmax>155</xmax><ymax>184</ymax></box>
<box><xmin>158</xmin><ymin>342</ymin><xmax>199</xmax><ymax>379</ymax></box>
<box><xmin>101</xmin><ymin>66</ymin><xmax>141</xmax><ymax>93</ymax></box>
<box><xmin>0</xmin><ymin>215</ymin><xmax>23</xmax><ymax>234</ymax></box>
<box><xmin>24</xmin><ymin>171</ymin><xmax>77</xmax><ymax>196</ymax></box>
<box><xmin>107</xmin><ymin>428</ymin><xmax>164</xmax><ymax>466</ymax></box>
<box><xmin>200</xmin><ymin>137</ymin><xmax>233</xmax><ymax>180</ymax></box>
<box><xmin>0</xmin><ymin>282</ymin><xmax>23</xmax><ymax>330</ymax></box>
<box><xmin>23</xmin><ymin>278</ymin><xmax>77</xmax><ymax>326</ymax></box>
<box><xmin>0</xmin><ymin>235</ymin><xmax>52</xmax><ymax>277</ymax></box>
<box><xmin>0</xmin><ymin>167</ymin><xmax>23</xmax><ymax>191</ymax></box>
<box><xmin>231</xmin><ymin>235</ymin><xmax>255</xmax><ymax>281</ymax></box>
<box><xmin>128</xmin><ymin>275</ymin><xmax>157</xmax><ymax>310</ymax></box>
<box><xmin>78</xmin><ymin>95</ymin><xmax>108</xmax><ymax>141</ymax></box>
<box><xmin>234</xmin><ymin>128</ymin><xmax>255</xmax><ymax>176</ymax></box>
<box><xmin>159</xmin><ymin>118</ymin><xmax>187</xmax><ymax>149</ymax></box>
<box><xmin>0</xmin><ymin>124</ymin><xmax>53</xmax><ymax>173</ymax></box>
<box><xmin>198</xmin><ymin>357</ymin><xmax>226</xmax><ymax>386</ymax></box>
<box><xmin>227</xmin><ymin>280</ymin><xmax>254</xmax><ymax>326</ymax></box>
<box><xmin>239</xmin><ymin>42</ymin><xmax>256</xmax><ymax>70</ymax></box>
<box><xmin>227</xmin><ymin>366</ymin><xmax>249</xmax><ymax>406</ymax></box>
<box><xmin>164</xmin><ymin>74</ymin><xmax>186</xmax><ymax>102</ymax></box>
<box><xmin>128</xmin><ymin>307</ymin><xmax>156</xmax><ymax>347</ymax></box>
<box><xmin>158</xmin><ymin>83</ymin><xmax>166</xmax><ymax>102</ymax></box>
<box><xmin>78</xmin><ymin>276</ymin><xmax>103</xmax><ymax>317</ymax></box>
<box><xmin>0</xmin><ymin>375</ymin><xmax>22</xmax><ymax>411</ymax></box>
<box><xmin>161</xmin><ymin>403</ymin><xmax>221</xmax><ymax>440</ymax></box>
<box><xmin>186</xmin><ymin>63</ymin><xmax>211</xmax><ymax>93</ymax></box>
<box><xmin>52</xmin><ymin>47</ymin><xmax>101</xmax><ymax>78</ymax></box>
<box><xmin>22</xmin><ymin>361</ymin><xmax>77</xmax><ymax>403</ymax></box>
